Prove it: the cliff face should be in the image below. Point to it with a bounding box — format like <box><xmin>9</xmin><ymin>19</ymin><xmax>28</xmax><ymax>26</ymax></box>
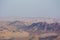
<box><xmin>0</xmin><ymin>18</ymin><xmax>60</xmax><ymax>40</ymax></box>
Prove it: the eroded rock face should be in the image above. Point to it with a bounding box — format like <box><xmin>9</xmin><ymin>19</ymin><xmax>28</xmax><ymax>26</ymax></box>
<box><xmin>0</xmin><ymin>19</ymin><xmax>60</xmax><ymax>40</ymax></box>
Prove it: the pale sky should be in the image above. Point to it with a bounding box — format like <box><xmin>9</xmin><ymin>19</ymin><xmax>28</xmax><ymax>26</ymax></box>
<box><xmin>0</xmin><ymin>0</ymin><xmax>60</xmax><ymax>18</ymax></box>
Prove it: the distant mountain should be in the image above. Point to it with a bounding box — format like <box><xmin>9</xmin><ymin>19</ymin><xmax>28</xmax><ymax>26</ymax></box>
<box><xmin>25</xmin><ymin>22</ymin><xmax>60</xmax><ymax>33</ymax></box>
<box><xmin>8</xmin><ymin>21</ymin><xmax>27</xmax><ymax>30</ymax></box>
<box><xmin>0</xmin><ymin>18</ymin><xmax>60</xmax><ymax>40</ymax></box>
<box><xmin>0</xmin><ymin>20</ymin><xmax>60</xmax><ymax>33</ymax></box>
<box><xmin>26</xmin><ymin>22</ymin><xmax>46</xmax><ymax>32</ymax></box>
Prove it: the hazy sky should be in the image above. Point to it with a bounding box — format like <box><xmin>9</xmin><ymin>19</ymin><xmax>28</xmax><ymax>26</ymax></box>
<box><xmin>0</xmin><ymin>0</ymin><xmax>60</xmax><ymax>18</ymax></box>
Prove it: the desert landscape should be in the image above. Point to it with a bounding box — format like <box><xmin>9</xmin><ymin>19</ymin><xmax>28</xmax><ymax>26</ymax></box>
<box><xmin>0</xmin><ymin>0</ymin><xmax>60</xmax><ymax>40</ymax></box>
<box><xmin>0</xmin><ymin>17</ymin><xmax>60</xmax><ymax>40</ymax></box>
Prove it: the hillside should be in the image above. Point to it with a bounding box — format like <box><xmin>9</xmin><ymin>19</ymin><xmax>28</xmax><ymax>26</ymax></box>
<box><xmin>0</xmin><ymin>17</ymin><xmax>60</xmax><ymax>40</ymax></box>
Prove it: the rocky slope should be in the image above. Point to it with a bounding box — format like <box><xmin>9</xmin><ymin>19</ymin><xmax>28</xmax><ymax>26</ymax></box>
<box><xmin>0</xmin><ymin>18</ymin><xmax>60</xmax><ymax>40</ymax></box>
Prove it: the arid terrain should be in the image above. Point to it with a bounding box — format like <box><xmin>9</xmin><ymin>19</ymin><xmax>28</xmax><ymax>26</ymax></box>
<box><xmin>0</xmin><ymin>17</ymin><xmax>60</xmax><ymax>40</ymax></box>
